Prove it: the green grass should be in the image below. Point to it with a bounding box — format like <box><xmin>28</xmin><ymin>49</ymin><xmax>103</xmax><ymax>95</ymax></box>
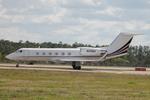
<box><xmin>0</xmin><ymin>69</ymin><xmax>149</xmax><ymax>100</ymax></box>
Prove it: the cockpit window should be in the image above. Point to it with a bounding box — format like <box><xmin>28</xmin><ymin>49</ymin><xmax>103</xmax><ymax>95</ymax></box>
<box><xmin>16</xmin><ymin>50</ymin><xmax>23</xmax><ymax>53</ymax></box>
<box><xmin>19</xmin><ymin>50</ymin><xmax>23</xmax><ymax>53</ymax></box>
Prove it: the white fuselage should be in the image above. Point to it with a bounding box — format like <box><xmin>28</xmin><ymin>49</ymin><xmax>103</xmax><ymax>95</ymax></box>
<box><xmin>6</xmin><ymin>47</ymin><xmax>107</xmax><ymax>62</ymax></box>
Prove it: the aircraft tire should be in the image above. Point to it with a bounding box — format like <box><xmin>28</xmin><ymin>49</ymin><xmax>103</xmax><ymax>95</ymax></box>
<box><xmin>72</xmin><ymin>65</ymin><xmax>81</xmax><ymax>70</ymax></box>
<box><xmin>73</xmin><ymin>65</ymin><xmax>76</xmax><ymax>70</ymax></box>
<box><xmin>16</xmin><ymin>64</ymin><xmax>19</xmax><ymax>67</ymax></box>
<box><xmin>77</xmin><ymin>66</ymin><xmax>81</xmax><ymax>70</ymax></box>
<box><xmin>72</xmin><ymin>62</ymin><xmax>81</xmax><ymax>70</ymax></box>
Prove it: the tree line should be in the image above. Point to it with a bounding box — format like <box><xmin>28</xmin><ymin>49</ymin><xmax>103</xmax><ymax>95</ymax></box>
<box><xmin>0</xmin><ymin>39</ymin><xmax>150</xmax><ymax>67</ymax></box>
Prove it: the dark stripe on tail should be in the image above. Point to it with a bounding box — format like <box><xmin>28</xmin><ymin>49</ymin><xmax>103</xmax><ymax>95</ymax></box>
<box><xmin>107</xmin><ymin>37</ymin><xmax>133</xmax><ymax>57</ymax></box>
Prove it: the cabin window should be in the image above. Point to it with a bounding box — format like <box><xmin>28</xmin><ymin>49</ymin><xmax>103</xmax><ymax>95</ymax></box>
<box><xmin>43</xmin><ymin>52</ymin><xmax>46</xmax><ymax>55</ymax></box>
<box><xmin>68</xmin><ymin>52</ymin><xmax>71</xmax><ymax>56</ymax></box>
<box><xmin>36</xmin><ymin>52</ymin><xmax>39</xmax><ymax>55</ymax></box>
<box><xmin>55</xmin><ymin>53</ymin><xmax>58</xmax><ymax>55</ymax></box>
<box><xmin>62</xmin><ymin>52</ymin><xmax>65</xmax><ymax>55</ymax></box>
<box><xmin>49</xmin><ymin>52</ymin><xmax>52</xmax><ymax>55</ymax></box>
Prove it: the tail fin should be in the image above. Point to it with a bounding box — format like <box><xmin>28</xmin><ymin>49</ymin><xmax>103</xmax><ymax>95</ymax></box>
<box><xmin>107</xmin><ymin>33</ymin><xmax>135</xmax><ymax>57</ymax></box>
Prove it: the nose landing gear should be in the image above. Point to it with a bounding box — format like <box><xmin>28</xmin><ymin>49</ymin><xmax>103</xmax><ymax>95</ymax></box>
<box><xmin>16</xmin><ymin>62</ymin><xmax>19</xmax><ymax>67</ymax></box>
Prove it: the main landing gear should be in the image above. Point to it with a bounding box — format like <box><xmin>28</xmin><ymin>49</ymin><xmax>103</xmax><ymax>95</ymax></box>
<box><xmin>72</xmin><ymin>61</ymin><xmax>81</xmax><ymax>70</ymax></box>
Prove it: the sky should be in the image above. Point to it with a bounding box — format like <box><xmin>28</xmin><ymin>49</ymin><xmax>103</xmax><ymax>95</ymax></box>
<box><xmin>0</xmin><ymin>0</ymin><xmax>150</xmax><ymax>46</ymax></box>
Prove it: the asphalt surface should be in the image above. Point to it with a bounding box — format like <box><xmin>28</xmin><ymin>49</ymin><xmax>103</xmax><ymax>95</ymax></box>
<box><xmin>0</xmin><ymin>63</ymin><xmax>149</xmax><ymax>75</ymax></box>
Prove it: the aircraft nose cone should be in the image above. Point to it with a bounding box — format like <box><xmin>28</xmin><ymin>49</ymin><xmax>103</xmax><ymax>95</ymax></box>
<box><xmin>6</xmin><ymin>54</ymin><xmax>14</xmax><ymax>60</ymax></box>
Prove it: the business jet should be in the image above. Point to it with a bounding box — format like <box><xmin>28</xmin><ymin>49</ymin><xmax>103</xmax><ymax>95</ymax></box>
<box><xmin>6</xmin><ymin>33</ymin><xmax>136</xmax><ymax>70</ymax></box>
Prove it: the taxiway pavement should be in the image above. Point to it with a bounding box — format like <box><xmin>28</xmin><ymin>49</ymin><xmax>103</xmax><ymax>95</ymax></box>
<box><xmin>0</xmin><ymin>63</ymin><xmax>149</xmax><ymax>75</ymax></box>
